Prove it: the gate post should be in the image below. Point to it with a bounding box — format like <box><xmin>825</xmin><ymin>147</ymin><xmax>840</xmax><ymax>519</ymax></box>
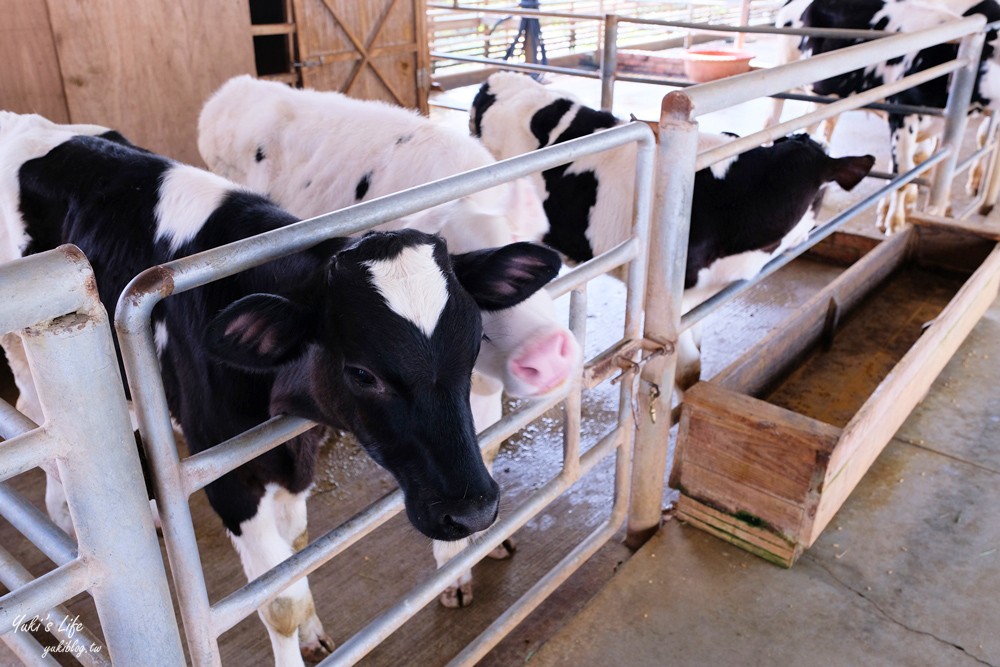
<box><xmin>0</xmin><ymin>246</ymin><xmax>184</xmax><ymax>666</ymax></box>
<box><xmin>928</xmin><ymin>29</ymin><xmax>986</xmax><ymax>213</ymax></box>
<box><xmin>626</xmin><ymin>92</ymin><xmax>699</xmax><ymax>548</ymax></box>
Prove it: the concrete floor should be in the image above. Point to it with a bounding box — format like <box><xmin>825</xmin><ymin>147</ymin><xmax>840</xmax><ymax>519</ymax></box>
<box><xmin>529</xmin><ymin>296</ymin><xmax>1000</xmax><ymax>667</ymax></box>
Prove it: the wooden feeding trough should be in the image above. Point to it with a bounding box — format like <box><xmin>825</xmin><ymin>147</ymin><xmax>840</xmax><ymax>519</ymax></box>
<box><xmin>672</xmin><ymin>226</ymin><xmax>1000</xmax><ymax>566</ymax></box>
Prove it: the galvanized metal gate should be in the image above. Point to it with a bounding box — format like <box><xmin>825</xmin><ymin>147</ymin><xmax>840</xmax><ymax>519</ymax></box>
<box><xmin>0</xmin><ymin>247</ymin><xmax>183</xmax><ymax>666</ymax></box>
<box><xmin>626</xmin><ymin>15</ymin><xmax>994</xmax><ymax>543</ymax></box>
<box><xmin>111</xmin><ymin>123</ymin><xmax>655</xmax><ymax>666</ymax></box>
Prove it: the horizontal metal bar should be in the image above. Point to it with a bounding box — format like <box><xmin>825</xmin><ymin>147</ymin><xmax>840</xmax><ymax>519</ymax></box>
<box><xmin>616</xmin><ymin>16</ymin><xmax>890</xmax><ymax>40</ymax></box>
<box><xmin>0</xmin><ymin>430</ymin><xmax>59</xmax><ymax>483</ymax></box>
<box><xmin>0</xmin><ymin>482</ymin><xmax>77</xmax><ymax>566</ymax></box>
<box><xmin>0</xmin><ymin>399</ymin><xmax>37</xmax><ymax>441</ymax></box>
<box><xmin>770</xmin><ymin>90</ymin><xmax>945</xmax><ymax>118</ymax></box>
<box><xmin>0</xmin><ymin>559</ymin><xmax>91</xmax><ymax>635</ymax></box>
<box><xmin>683</xmin><ymin>15</ymin><xmax>986</xmax><ymax>118</ymax></box>
<box><xmin>695</xmin><ymin>58</ymin><xmax>965</xmax><ymax>171</ymax></box>
<box><xmin>429</xmin><ymin>5</ymin><xmax>891</xmax><ymax>40</ymax></box>
<box><xmin>427</xmin><ymin>3</ymin><xmax>603</xmax><ymax>21</ymax></box>
<box><xmin>681</xmin><ymin>147</ymin><xmax>952</xmax><ymax>330</ymax></box>
<box><xmin>181</xmin><ymin>416</ymin><xmax>316</xmax><ymax>496</ymax></box>
<box><xmin>1</xmin><ymin>627</ymin><xmax>60</xmax><ymax>666</ymax></box>
<box><xmin>448</xmin><ymin>506</ymin><xmax>624</xmax><ymax>667</ymax></box>
<box><xmin>0</xmin><ymin>545</ymin><xmax>110</xmax><ymax>667</ymax></box>
<box><xmin>0</xmin><ymin>246</ymin><xmax>101</xmax><ymax>334</ymax></box>
<box><xmin>325</xmin><ymin>425</ymin><xmax>625</xmax><ymax>666</ymax></box>
<box><xmin>429</xmin><ymin>51</ymin><xmax>601</xmax><ymax>78</ymax></box>
<box><xmin>545</xmin><ymin>237</ymin><xmax>640</xmax><ymax>299</ymax></box>
<box><xmin>869</xmin><ymin>170</ymin><xmax>929</xmax><ymax>187</ymax></box>
<box><xmin>212</xmin><ymin>387</ymin><xmax>573</xmax><ymax>635</ymax></box>
<box><xmin>117</xmin><ymin>123</ymin><xmax>653</xmax><ymax>314</ymax></box>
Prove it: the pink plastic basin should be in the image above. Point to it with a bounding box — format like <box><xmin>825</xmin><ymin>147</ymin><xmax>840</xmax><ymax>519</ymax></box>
<box><xmin>683</xmin><ymin>49</ymin><xmax>754</xmax><ymax>83</ymax></box>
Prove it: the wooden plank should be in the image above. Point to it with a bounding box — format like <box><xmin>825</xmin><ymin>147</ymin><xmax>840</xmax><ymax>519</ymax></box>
<box><xmin>677</xmin><ymin>383</ymin><xmax>840</xmax><ymax>542</ymax></box>
<box><xmin>251</xmin><ymin>22</ymin><xmax>296</xmax><ymax>36</ymax></box>
<box><xmin>294</xmin><ymin>0</ymin><xmax>424</xmax><ymax>110</ymax></box>
<box><xmin>260</xmin><ymin>72</ymin><xmax>301</xmax><ymax>84</ymax></box>
<box><xmin>913</xmin><ymin>225</ymin><xmax>996</xmax><ymax>274</ymax></box>
<box><xmin>714</xmin><ymin>230</ymin><xmax>912</xmax><ymax>397</ymax></box>
<box><xmin>46</xmin><ymin>0</ymin><xmax>256</xmax><ymax>165</ymax></box>
<box><xmin>909</xmin><ymin>210</ymin><xmax>1000</xmax><ymax>242</ymax></box>
<box><xmin>810</xmin><ymin>241</ymin><xmax>1000</xmax><ymax>543</ymax></box>
<box><xmin>804</xmin><ymin>230</ymin><xmax>881</xmax><ymax>266</ymax></box>
<box><xmin>679</xmin><ymin>460</ymin><xmax>811</xmax><ymax>542</ymax></box>
<box><xmin>677</xmin><ymin>496</ymin><xmax>801</xmax><ymax>567</ymax></box>
<box><xmin>0</xmin><ymin>0</ymin><xmax>69</xmax><ymax>121</ymax></box>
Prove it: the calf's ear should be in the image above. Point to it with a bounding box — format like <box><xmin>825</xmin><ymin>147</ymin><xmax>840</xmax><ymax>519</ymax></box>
<box><xmin>830</xmin><ymin>154</ymin><xmax>876</xmax><ymax>191</ymax></box>
<box><xmin>206</xmin><ymin>293</ymin><xmax>316</xmax><ymax>371</ymax></box>
<box><xmin>452</xmin><ymin>242</ymin><xmax>562</xmax><ymax>311</ymax></box>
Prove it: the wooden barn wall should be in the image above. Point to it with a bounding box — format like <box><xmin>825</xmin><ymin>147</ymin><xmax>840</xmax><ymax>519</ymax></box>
<box><xmin>2</xmin><ymin>0</ymin><xmax>429</xmax><ymax>162</ymax></box>
<box><xmin>292</xmin><ymin>0</ymin><xmax>429</xmax><ymax>112</ymax></box>
<box><xmin>0</xmin><ymin>0</ymin><xmax>70</xmax><ymax>122</ymax></box>
<box><xmin>3</xmin><ymin>0</ymin><xmax>256</xmax><ymax>165</ymax></box>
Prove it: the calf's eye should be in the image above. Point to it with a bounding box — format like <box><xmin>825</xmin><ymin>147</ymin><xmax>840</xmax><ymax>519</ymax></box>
<box><xmin>345</xmin><ymin>365</ymin><xmax>377</xmax><ymax>388</ymax></box>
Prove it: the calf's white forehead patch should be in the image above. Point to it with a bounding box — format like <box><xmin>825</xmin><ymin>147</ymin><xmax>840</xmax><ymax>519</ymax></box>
<box><xmin>154</xmin><ymin>164</ymin><xmax>239</xmax><ymax>254</ymax></box>
<box><xmin>364</xmin><ymin>243</ymin><xmax>449</xmax><ymax>337</ymax></box>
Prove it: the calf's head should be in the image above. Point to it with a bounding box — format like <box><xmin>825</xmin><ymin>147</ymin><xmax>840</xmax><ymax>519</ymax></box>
<box><xmin>206</xmin><ymin>229</ymin><xmax>561</xmax><ymax>540</ymax></box>
<box><xmin>439</xmin><ymin>201</ymin><xmax>582</xmax><ymax>401</ymax></box>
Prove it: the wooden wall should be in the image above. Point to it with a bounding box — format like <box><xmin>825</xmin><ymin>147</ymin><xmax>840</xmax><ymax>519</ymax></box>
<box><xmin>0</xmin><ymin>0</ymin><xmax>256</xmax><ymax>165</ymax></box>
<box><xmin>0</xmin><ymin>0</ymin><xmax>69</xmax><ymax>122</ymax></box>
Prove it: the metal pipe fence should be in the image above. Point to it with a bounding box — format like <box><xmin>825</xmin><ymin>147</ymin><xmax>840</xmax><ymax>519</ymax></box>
<box><xmin>0</xmin><ymin>246</ymin><xmax>183</xmax><ymax>667</ymax></box>
<box><xmin>431</xmin><ymin>8</ymin><xmax>1000</xmax><ymax>224</ymax></box>
<box><xmin>626</xmin><ymin>15</ymin><xmax>990</xmax><ymax>543</ymax></box>
<box><xmin>113</xmin><ymin>121</ymin><xmax>656</xmax><ymax>666</ymax></box>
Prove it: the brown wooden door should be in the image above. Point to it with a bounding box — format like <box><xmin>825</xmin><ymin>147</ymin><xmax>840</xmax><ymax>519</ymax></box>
<box><xmin>291</xmin><ymin>0</ymin><xmax>429</xmax><ymax>113</ymax></box>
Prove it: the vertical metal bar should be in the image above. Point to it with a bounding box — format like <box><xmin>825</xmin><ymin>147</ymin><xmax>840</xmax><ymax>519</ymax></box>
<box><xmin>562</xmin><ymin>288</ymin><xmax>587</xmax><ymax>477</ymax></box>
<box><xmin>736</xmin><ymin>0</ymin><xmax>751</xmax><ymax>50</ymax></box>
<box><xmin>627</xmin><ymin>92</ymin><xmax>699</xmax><ymax>549</ymax></box>
<box><xmin>115</xmin><ymin>303</ymin><xmax>221</xmax><ymax>667</ymax></box>
<box><xmin>927</xmin><ymin>31</ymin><xmax>985</xmax><ymax>212</ymax></box>
<box><xmin>600</xmin><ymin>14</ymin><xmax>618</xmax><ymax>112</ymax></box>
<box><xmin>19</xmin><ymin>303</ymin><xmax>184</xmax><ymax>666</ymax></box>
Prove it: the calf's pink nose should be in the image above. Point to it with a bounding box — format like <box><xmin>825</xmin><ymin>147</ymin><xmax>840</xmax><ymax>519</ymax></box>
<box><xmin>510</xmin><ymin>330</ymin><xmax>577</xmax><ymax>393</ymax></box>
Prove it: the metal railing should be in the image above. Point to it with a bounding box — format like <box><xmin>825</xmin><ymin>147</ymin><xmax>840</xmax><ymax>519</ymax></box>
<box><xmin>113</xmin><ymin>121</ymin><xmax>656</xmax><ymax>666</ymax></box>
<box><xmin>0</xmin><ymin>246</ymin><xmax>183</xmax><ymax>667</ymax></box>
<box><xmin>625</xmin><ymin>14</ymin><xmax>991</xmax><ymax>541</ymax></box>
<box><xmin>431</xmin><ymin>8</ymin><xmax>1000</xmax><ymax>224</ymax></box>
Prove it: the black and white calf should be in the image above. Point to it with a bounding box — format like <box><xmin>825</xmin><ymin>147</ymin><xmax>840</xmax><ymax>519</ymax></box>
<box><xmin>198</xmin><ymin>76</ymin><xmax>581</xmax><ymax>419</ymax></box>
<box><xmin>769</xmin><ymin>0</ymin><xmax>1000</xmax><ymax>232</ymax></box>
<box><xmin>198</xmin><ymin>76</ymin><xmax>585</xmax><ymax>608</ymax></box>
<box><xmin>472</xmin><ymin>72</ymin><xmax>875</xmax><ymax>385</ymax></box>
<box><xmin>0</xmin><ymin>111</ymin><xmax>563</xmax><ymax>666</ymax></box>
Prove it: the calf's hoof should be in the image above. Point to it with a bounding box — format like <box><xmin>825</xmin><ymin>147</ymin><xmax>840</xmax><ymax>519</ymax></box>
<box><xmin>440</xmin><ymin>582</ymin><xmax>474</xmax><ymax>609</ymax></box>
<box><xmin>300</xmin><ymin>633</ymin><xmax>335</xmax><ymax>663</ymax></box>
<box><xmin>487</xmin><ymin>538</ymin><xmax>517</xmax><ymax>560</ymax></box>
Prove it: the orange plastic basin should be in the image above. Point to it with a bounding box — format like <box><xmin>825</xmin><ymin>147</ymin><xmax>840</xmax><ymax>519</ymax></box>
<box><xmin>683</xmin><ymin>49</ymin><xmax>754</xmax><ymax>82</ymax></box>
